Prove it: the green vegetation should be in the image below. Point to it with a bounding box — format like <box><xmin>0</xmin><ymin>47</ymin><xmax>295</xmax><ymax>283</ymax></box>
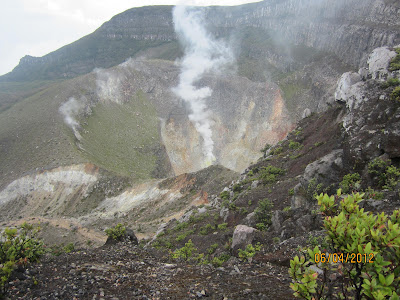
<box><xmin>176</xmin><ymin>230</ymin><xmax>195</xmax><ymax>241</ymax></box>
<box><xmin>389</xmin><ymin>48</ymin><xmax>400</xmax><ymax>71</ymax></box>
<box><xmin>368</xmin><ymin>158</ymin><xmax>400</xmax><ymax>190</ymax></box>
<box><xmin>260</xmin><ymin>144</ymin><xmax>272</xmax><ymax>153</ymax></box>
<box><xmin>207</xmin><ymin>244</ymin><xmax>219</xmax><ymax>255</ymax></box>
<box><xmin>289</xmin><ymin>191</ymin><xmax>400</xmax><ymax>299</ymax></box>
<box><xmin>382</xmin><ymin>77</ymin><xmax>400</xmax><ymax>88</ymax></box>
<box><xmin>289</xmin><ymin>141</ymin><xmax>303</xmax><ymax>151</ymax></box>
<box><xmin>105</xmin><ymin>223</ymin><xmax>126</xmax><ymax>241</ymax></box>
<box><xmin>81</xmin><ymin>91</ymin><xmax>160</xmax><ymax>179</ymax></box>
<box><xmin>63</xmin><ymin>243</ymin><xmax>75</xmax><ymax>253</ymax></box>
<box><xmin>339</xmin><ymin>173</ymin><xmax>361</xmax><ymax>194</ymax></box>
<box><xmin>238</xmin><ymin>243</ymin><xmax>262</xmax><ymax>262</ymax></box>
<box><xmin>199</xmin><ymin>224</ymin><xmax>214</xmax><ymax>236</ymax></box>
<box><xmin>391</xmin><ymin>86</ymin><xmax>400</xmax><ymax>102</ymax></box>
<box><xmin>288</xmin><ymin>188</ymin><xmax>295</xmax><ymax>196</ymax></box>
<box><xmin>255</xmin><ymin>198</ymin><xmax>273</xmax><ymax>229</ymax></box>
<box><xmin>0</xmin><ymin>224</ymin><xmax>45</xmax><ymax>295</ymax></box>
<box><xmin>258</xmin><ymin>165</ymin><xmax>285</xmax><ymax>184</ymax></box>
<box><xmin>306</xmin><ymin>178</ymin><xmax>324</xmax><ymax>200</ymax></box>
<box><xmin>220</xmin><ymin>191</ymin><xmax>230</xmax><ymax>200</ymax></box>
<box><xmin>171</xmin><ymin>239</ymin><xmax>197</xmax><ymax>261</ymax></box>
<box><xmin>217</xmin><ymin>223</ymin><xmax>228</xmax><ymax>230</ymax></box>
<box><xmin>270</xmin><ymin>147</ymin><xmax>283</xmax><ymax>156</ymax></box>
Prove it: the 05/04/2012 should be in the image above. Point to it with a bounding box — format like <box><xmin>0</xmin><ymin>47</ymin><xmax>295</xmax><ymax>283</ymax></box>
<box><xmin>315</xmin><ymin>252</ymin><xmax>374</xmax><ymax>264</ymax></box>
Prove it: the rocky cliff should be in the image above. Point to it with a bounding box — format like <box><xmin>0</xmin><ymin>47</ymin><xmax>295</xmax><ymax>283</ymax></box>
<box><xmin>1</xmin><ymin>0</ymin><xmax>399</xmax><ymax>83</ymax></box>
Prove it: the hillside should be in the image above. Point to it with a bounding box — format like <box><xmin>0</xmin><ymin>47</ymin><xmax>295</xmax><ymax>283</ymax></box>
<box><xmin>6</xmin><ymin>45</ymin><xmax>400</xmax><ymax>299</ymax></box>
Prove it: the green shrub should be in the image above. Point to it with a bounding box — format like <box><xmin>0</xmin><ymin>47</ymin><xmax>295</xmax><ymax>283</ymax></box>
<box><xmin>220</xmin><ymin>191</ymin><xmax>230</xmax><ymax>200</ymax></box>
<box><xmin>171</xmin><ymin>239</ymin><xmax>197</xmax><ymax>260</ymax></box>
<box><xmin>258</xmin><ymin>165</ymin><xmax>285</xmax><ymax>184</ymax></box>
<box><xmin>63</xmin><ymin>243</ymin><xmax>75</xmax><ymax>253</ymax></box>
<box><xmin>289</xmin><ymin>141</ymin><xmax>302</xmax><ymax>150</ymax></box>
<box><xmin>199</xmin><ymin>224</ymin><xmax>214</xmax><ymax>236</ymax></box>
<box><xmin>389</xmin><ymin>48</ymin><xmax>400</xmax><ymax>71</ymax></box>
<box><xmin>255</xmin><ymin>198</ymin><xmax>273</xmax><ymax>229</ymax></box>
<box><xmin>232</xmin><ymin>183</ymin><xmax>243</xmax><ymax>193</ymax></box>
<box><xmin>283</xmin><ymin>206</ymin><xmax>291</xmax><ymax>212</ymax></box>
<box><xmin>289</xmin><ymin>191</ymin><xmax>400</xmax><ymax>299</ymax></box>
<box><xmin>288</xmin><ymin>188</ymin><xmax>295</xmax><ymax>196</ymax></box>
<box><xmin>391</xmin><ymin>86</ymin><xmax>400</xmax><ymax>102</ymax></box>
<box><xmin>105</xmin><ymin>223</ymin><xmax>126</xmax><ymax>240</ymax></box>
<box><xmin>217</xmin><ymin>223</ymin><xmax>228</xmax><ymax>230</ymax></box>
<box><xmin>306</xmin><ymin>178</ymin><xmax>324</xmax><ymax>200</ymax></box>
<box><xmin>0</xmin><ymin>224</ymin><xmax>45</xmax><ymax>295</ymax></box>
<box><xmin>368</xmin><ymin>158</ymin><xmax>400</xmax><ymax>190</ymax></box>
<box><xmin>382</xmin><ymin>77</ymin><xmax>400</xmax><ymax>88</ymax></box>
<box><xmin>176</xmin><ymin>229</ymin><xmax>195</xmax><ymax>241</ymax></box>
<box><xmin>364</xmin><ymin>187</ymin><xmax>384</xmax><ymax>200</ymax></box>
<box><xmin>173</xmin><ymin>221</ymin><xmax>188</xmax><ymax>232</ymax></box>
<box><xmin>339</xmin><ymin>173</ymin><xmax>361</xmax><ymax>194</ymax></box>
<box><xmin>270</xmin><ymin>147</ymin><xmax>283</xmax><ymax>155</ymax></box>
<box><xmin>272</xmin><ymin>237</ymin><xmax>280</xmax><ymax>244</ymax></box>
<box><xmin>238</xmin><ymin>243</ymin><xmax>261</xmax><ymax>261</ymax></box>
<box><xmin>207</xmin><ymin>243</ymin><xmax>219</xmax><ymax>255</ymax></box>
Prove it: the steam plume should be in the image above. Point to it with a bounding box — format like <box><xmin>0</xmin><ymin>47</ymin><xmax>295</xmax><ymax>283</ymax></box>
<box><xmin>172</xmin><ymin>5</ymin><xmax>233</xmax><ymax>166</ymax></box>
<box><xmin>59</xmin><ymin>97</ymin><xmax>84</xmax><ymax>140</ymax></box>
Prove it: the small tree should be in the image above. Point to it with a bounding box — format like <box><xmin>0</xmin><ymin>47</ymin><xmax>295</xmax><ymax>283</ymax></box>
<box><xmin>289</xmin><ymin>191</ymin><xmax>400</xmax><ymax>299</ymax></box>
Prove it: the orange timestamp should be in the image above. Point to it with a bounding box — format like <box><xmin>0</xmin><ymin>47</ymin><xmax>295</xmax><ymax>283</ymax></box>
<box><xmin>315</xmin><ymin>252</ymin><xmax>374</xmax><ymax>264</ymax></box>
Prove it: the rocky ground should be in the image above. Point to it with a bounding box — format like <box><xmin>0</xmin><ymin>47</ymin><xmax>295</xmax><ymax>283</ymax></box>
<box><xmin>8</xmin><ymin>237</ymin><xmax>299</xmax><ymax>300</ymax></box>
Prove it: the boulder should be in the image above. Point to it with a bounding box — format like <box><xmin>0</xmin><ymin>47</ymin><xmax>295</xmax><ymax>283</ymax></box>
<box><xmin>334</xmin><ymin>72</ymin><xmax>365</xmax><ymax>110</ymax></box>
<box><xmin>301</xmin><ymin>150</ymin><xmax>343</xmax><ymax>189</ymax></box>
<box><xmin>367</xmin><ymin>47</ymin><xmax>397</xmax><ymax>81</ymax></box>
<box><xmin>243</xmin><ymin>212</ymin><xmax>257</xmax><ymax>227</ymax></box>
<box><xmin>231</xmin><ymin>225</ymin><xmax>257</xmax><ymax>253</ymax></box>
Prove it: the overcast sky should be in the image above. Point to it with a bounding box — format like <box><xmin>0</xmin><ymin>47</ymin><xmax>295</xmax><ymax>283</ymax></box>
<box><xmin>0</xmin><ymin>0</ymin><xmax>262</xmax><ymax>76</ymax></box>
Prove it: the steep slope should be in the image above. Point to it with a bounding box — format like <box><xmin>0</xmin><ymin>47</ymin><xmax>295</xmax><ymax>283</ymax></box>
<box><xmin>0</xmin><ymin>58</ymin><xmax>293</xmax><ymax>189</ymax></box>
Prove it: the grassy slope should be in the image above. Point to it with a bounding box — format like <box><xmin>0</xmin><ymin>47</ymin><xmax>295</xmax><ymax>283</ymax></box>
<box><xmin>80</xmin><ymin>91</ymin><xmax>160</xmax><ymax>179</ymax></box>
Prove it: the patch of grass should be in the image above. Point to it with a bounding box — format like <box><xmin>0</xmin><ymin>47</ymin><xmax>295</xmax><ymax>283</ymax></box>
<box><xmin>81</xmin><ymin>90</ymin><xmax>160</xmax><ymax>179</ymax></box>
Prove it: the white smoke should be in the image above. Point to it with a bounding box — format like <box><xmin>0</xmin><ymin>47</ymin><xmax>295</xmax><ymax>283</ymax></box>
<box><xmin>95</xmin><ymin>68</ymin><xmax>125</xmax><ymax>104</ymax></box>
<box><xmin>59</xmin><ymin>97</ymin><xmax>85</xmax><ymax>140</ymax></box>
<box><xmin>172</xmin><ymin>5</ymin><xmax>234</xmax><ymax>166</ymax></box>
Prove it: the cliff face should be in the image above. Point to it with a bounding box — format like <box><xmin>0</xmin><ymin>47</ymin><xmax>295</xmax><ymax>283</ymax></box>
<box><xmin>1</xmin><ymin>0</ymin><xmax>399</xmax><ymax>82</ymax></box>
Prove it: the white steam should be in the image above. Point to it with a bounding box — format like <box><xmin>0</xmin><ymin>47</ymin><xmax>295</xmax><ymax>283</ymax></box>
<box><xmin>172</xmin><ymin>5</ymin><xmax>233</xmax><ymax>166</ymax></box>
<box><xmin>59</xmin><ymin>97</ymin><xmax>85</xmax><ymax>140</ymax></box>
<box><xmin>95</xmin><ymin>68</ymin><xmax>125</xmax><ymax>104</ymax></box>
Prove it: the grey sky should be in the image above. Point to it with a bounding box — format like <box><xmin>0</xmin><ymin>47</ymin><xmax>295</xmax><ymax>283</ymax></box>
<box><xmin>0</xmin><ymin>0</ymin><xmax>261</xmax><ymax>76</ymax></box>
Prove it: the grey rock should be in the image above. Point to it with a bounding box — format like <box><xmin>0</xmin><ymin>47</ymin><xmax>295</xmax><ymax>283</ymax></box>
<box><xmin>243</xmin><ymin>212</ymin><xmax>257</xmax><ymax>227</ymax></box>
<box><xmin>231</xmin><ymin>225</ymin><xmax>257</xmax><ymax>253</ymax></box>
<box><xmin>302</xmin><ymin>150</ymin><xmax>343</xmax><ymax>189</ymax></box>
<box><xmin>367</xmin><ymin>46</ymin><xmax>397</xmax><ymax>81</ymax></box>
<box><xmin>302</xmin><ymin>108</ymin><xmax>312</xmax><ymax>119</ymax></box>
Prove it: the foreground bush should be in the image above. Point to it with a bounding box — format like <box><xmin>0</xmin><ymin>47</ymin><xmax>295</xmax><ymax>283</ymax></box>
<box><xmin>0</xmin><ymin>223</ymin><xmax>45</xmax><ymax>295</ymax></box>
<box><xmin>289</xmin><ymin>191</ymin><xmax>400</xmax><ymax>299</ymax></box>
